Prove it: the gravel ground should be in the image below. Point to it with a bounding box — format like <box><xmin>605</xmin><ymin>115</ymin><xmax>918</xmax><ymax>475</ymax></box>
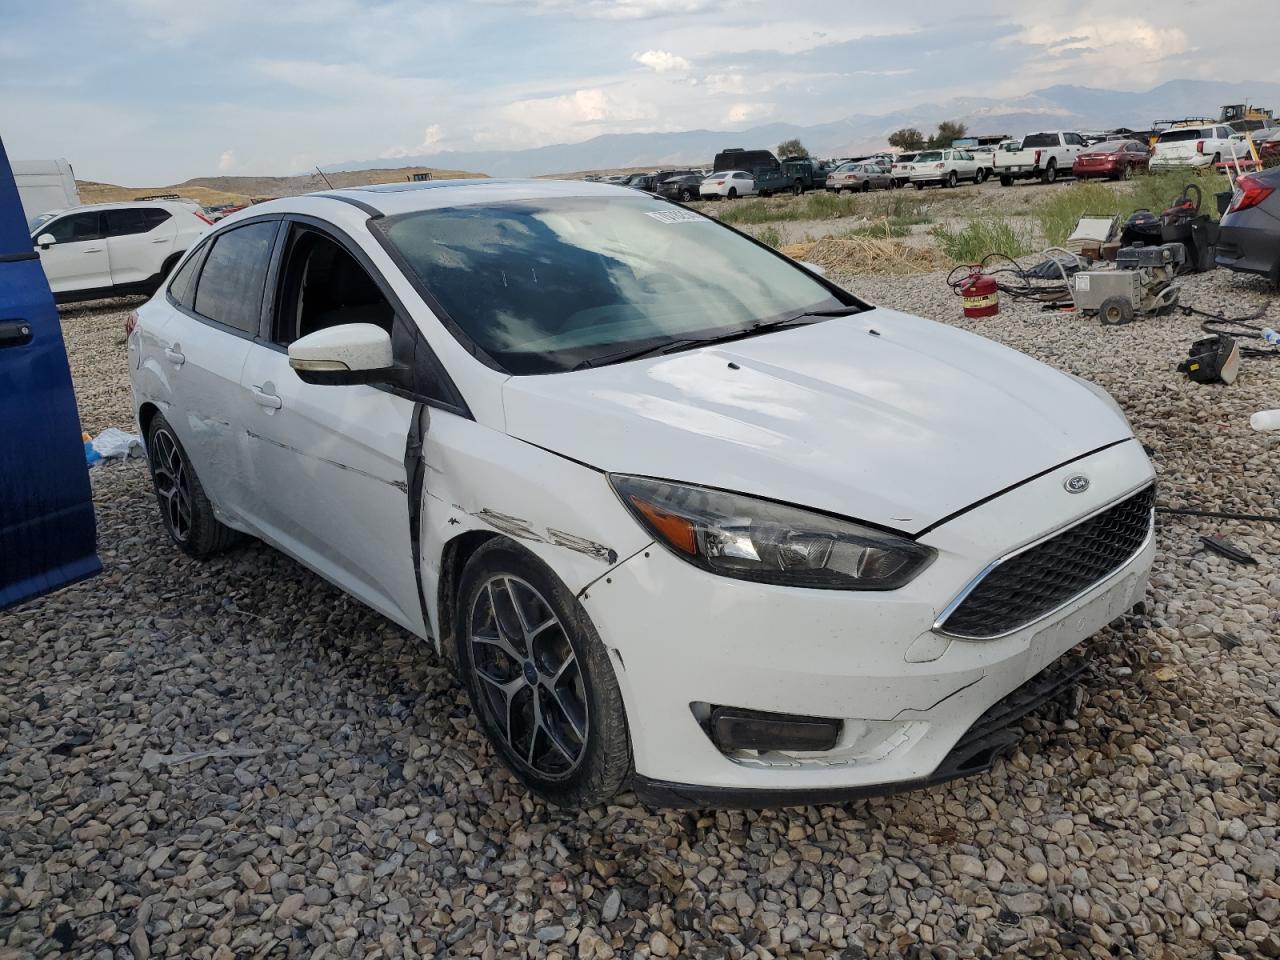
<box><xmin>2</xmin><ymin>265</ymin><xmax>1279</xmax><ymax>960</ymax></box>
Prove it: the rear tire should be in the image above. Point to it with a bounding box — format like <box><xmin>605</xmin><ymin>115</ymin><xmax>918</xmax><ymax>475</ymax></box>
<box><xmin>946</xmin><ymin>171</ymin><xmax>958</xmax><ymax>188</ymax></box>
<box><xmin>454</xmin><ymin>540</ymin><xmax>631</xmax><ymax>808</ymax></box>
<box><xmin>727</xmin><ymin>188</ymin><xmax>738</xmax><ymax>199</ymax></box>
<box><xmin>145</xmin><ymin>413</ymin><xmax>244</xmax><ymax>558</ymax></box>
<box><xmin>914</xmin><ymin>182</ymin><xmax>924</xmax><ymax>191</ymax></box>
<box><xmin>679</xmin><ymin>188</ymin><xmax>693</xmax><ymax>202</ymax></box>
<box><xmin>974</xmin><ymin>168</ymin><xmax>987</xmax><ymax>184</ymax></box>
<box><xmin>861</xmin><ymin>180</ymin><xmax>870</xmax><ymax>193</ymax></box>
<box><xmin>1000</xmin><ymin>175</ymin><xmax>1013</xmax><ymax>187</ymax></box>
<box><xmin>1040</xmin><ymin>162</ymin><xmax>1057</xmax><ymax>184</ymax></box>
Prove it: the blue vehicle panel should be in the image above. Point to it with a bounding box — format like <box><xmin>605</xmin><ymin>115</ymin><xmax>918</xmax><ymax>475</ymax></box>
<box><xmin>0</xmin><ymin>137</ymin><xmax>100</xmax><ymax>609</ymax></box>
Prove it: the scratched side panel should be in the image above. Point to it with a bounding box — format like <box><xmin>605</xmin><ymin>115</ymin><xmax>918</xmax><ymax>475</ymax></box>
<box><xmin>418</xmin><ymin>412</ymin><xmax>653</xmax><ymax>640</ymax></box>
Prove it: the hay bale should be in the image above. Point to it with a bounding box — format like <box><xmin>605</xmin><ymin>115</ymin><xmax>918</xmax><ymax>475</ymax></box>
<box><xmin>800</xmin><ymin>235</ymin><xmax>945</xmax><ymax>275</ymax></box>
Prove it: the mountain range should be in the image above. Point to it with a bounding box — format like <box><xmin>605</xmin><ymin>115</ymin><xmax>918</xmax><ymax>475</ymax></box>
<box><xmin>328</xmin><ymin>79</ymin><xmax>1280</xmax><ymax>177</ymax></box>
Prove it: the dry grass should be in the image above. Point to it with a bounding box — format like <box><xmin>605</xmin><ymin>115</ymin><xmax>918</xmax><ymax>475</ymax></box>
<box><xmin>781</xmin><ymin>235</ymin><xmax>947</xmax><ymax>274</ymax></box>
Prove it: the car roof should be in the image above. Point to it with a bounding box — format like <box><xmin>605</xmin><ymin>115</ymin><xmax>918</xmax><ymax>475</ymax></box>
<box><xmin>39</xmin><ymin>199</ymin><xmax>195</xmax><ymax>215</ymax></box>
<box><xmin>287</xmin><ymin>177</ymin><xmax>651</xmax><ymax>217</ymax></box>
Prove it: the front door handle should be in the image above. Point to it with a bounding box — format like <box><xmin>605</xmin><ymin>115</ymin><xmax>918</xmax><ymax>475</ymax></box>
<box><xmin>0</xmin><ymin>321</ymin><xmax>33</xmax><ymax>349</ymax></box>
<box><xmin>84</xmin><ymin>247</ymin><xmax>103</xmax><ymax>253</ymax></box>
<box><xmin>251</xmin><ymin>387</ymin><xmax>282</xmax><ymax>410</ymax></box>
<box><xmin>164</xmin><ymin>346</ymin><xmax>186</xmax><ymax>366</ymax></box>
<box><xmin>150</xmin><ymin>237</ymin><xmax>168</xmax><ymax>243</ymax></box>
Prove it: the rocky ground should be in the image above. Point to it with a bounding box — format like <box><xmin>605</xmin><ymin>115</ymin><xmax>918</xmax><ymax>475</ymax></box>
<box><xmin>2</xmin><ymin>265</ymin><xmax>1279</xmax><ymax>960</ymax></box>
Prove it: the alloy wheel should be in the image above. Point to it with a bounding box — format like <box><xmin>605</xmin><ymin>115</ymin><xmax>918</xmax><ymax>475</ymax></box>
<box><xmin>468</xmin><ymin>575</ymin><xmax>588</xmax><ymax>778</ymax></box>
<box><xmin>150</xmin><ymin>427</ymin><xmax>193</xmax><ymax>543</ymax></box>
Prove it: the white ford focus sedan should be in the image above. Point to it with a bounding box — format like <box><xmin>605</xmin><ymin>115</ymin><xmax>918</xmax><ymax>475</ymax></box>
<box><xmin>127</xmin><ymin>179</ymin><xmax>1155</xmax><ymax>808</ymax></box>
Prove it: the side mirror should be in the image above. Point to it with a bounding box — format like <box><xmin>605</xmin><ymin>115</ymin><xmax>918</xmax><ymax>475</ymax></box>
<box><xmin>36</xmin><ymin>233</ymin><xmax>56</xmax><ymax>250</ymax></box>
<box><xmin>798</xmin><ymin>261</ymin><xmax>827</xmax><ymax>277</ymax></box>
<box><xmin>288</xmin><ymin>323</ymin><xmax>397</xmax><ymax>386</ymax></box>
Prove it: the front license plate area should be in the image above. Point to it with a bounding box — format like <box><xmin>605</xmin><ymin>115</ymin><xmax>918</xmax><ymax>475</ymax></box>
<box><xmin>1023</xmin><ymin>573</ymin><xmax>1138</xmax><ymax>681</ymax></box>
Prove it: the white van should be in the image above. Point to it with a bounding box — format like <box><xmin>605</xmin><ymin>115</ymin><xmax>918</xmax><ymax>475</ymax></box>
<box><xmin>13</xmin><ymin>159</ymin><xmax>79</xmax><ymax>227</ymax></box>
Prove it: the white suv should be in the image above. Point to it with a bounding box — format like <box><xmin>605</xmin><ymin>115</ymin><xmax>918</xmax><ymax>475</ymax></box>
<box><xmin>30</xmin><ymin>200</ymin><xmax>211</xmax><ymax>303</ymax></box>
<box><xmin>1150</xmin><ymin>125</ymin><xmax>1247</xmax><ymax>171</ymax></box>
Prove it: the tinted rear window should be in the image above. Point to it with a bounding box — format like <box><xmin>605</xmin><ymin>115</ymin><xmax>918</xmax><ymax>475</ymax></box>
<box><xmin>1158</xmin><ymin>129</ymin><xmax>1207</xmax><ymax>143</ymax></box>
<box><xmin>193</xmin><ymin>221</ymin><xmax>277</xmax><ymax>335</ymax></box>
<box><xmin>1022</xmin><ymin>133</ymin><xmax>1059</xmax><ymax>148</ymax></box>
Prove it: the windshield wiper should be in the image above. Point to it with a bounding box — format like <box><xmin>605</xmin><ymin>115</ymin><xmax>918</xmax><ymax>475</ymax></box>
<box><xmin>572</xmin><ymin>305</ymin><xmax>862</xmax><ymax>370</ymax></box>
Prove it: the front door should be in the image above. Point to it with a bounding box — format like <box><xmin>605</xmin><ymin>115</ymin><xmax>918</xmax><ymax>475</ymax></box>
<box><xmin>36</xmin><ymin>210</ymin><xmax>111</xmax><ymax>295</ymax></box>
<box><xmin>236</xmin><ymin>221</ymin><xmax>424</xmax><ymax>634</ymax></box>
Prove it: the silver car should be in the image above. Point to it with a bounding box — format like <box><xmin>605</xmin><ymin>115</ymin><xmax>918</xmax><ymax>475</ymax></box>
<box><xmin>825</xmin><ymin>162</ymin><xmax>895</xmax><ymax>193</ymax></box>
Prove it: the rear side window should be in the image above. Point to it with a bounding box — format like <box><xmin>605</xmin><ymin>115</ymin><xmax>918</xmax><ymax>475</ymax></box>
<box><xmin>193</xmin><ymin>221</ymin><xmax>278</xmax><ymax>335</ymax></box>
<box><xmin>167</xmin><ymin>247</ymin><xmax>204</xmax><ymax>309</ymax></box>
<box><xmin>45</xmin><ymin>212</ymin><xmax>103</xmax><ymax>243</ymax></box>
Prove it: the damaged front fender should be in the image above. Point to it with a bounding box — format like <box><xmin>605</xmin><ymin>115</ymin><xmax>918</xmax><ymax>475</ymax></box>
<box><xmin>417</xmin><ymin>415</ymin><xmax>652</xmax><ymax>645</ymax></box>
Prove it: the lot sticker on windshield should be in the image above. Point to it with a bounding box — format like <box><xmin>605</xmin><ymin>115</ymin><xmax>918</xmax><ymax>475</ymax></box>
<box><xmin>645</xmin><ymin>209</ymin><xmax>707</xmax><ymax>224</ymax></box>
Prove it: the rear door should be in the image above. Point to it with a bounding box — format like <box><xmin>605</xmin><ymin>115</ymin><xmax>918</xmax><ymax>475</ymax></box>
<box><xmin>0</xmin><ymin>137</ymin><xmax>100</xmax><ymax>609</ymax></box>
<box><xmin>35</xmin><ymin>210</ymin><xmax>110</xmax><ymax>294</ymax></box>
<box><xmin>154</xmin><ymin>217</ymin><xmax>280</xmax><ymax>521</ymax></box>
<box><xmin>105</xmin><ymin>207</ymin><xmax>176</xmax><ymax>285</ymax></box>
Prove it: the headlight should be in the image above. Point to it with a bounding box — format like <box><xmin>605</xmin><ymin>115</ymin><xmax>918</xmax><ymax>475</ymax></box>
<box><xmin>610</xmin><ymin>475</ymin><xmax>935</xmax><ymax>590</ymax></box>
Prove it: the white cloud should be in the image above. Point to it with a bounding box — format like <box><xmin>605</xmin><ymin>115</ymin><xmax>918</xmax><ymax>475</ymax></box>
<box><xmin>632</xmin><ymin>49</ymin><xmax>692</xmax><ymax>72</ymax></box>
<box><xmin>217</xmin><ymin>149</ymin><xmax>237</xmax><ymax>171</ymax></box>
<box><xmin>725</xmin><ymin>102</ymin><xmax>772</xmax><ymax>124</ymax></box>
<box><xmin>381</xmin><ymin>124</ymin><xmax>446</xmax><ymax>159</ymax></box>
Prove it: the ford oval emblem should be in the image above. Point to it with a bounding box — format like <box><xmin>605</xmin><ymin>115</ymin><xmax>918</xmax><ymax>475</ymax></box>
<box><xmin>1064</xmin><ymin>474</ymin><xmax>1091</xmax><ymax>494</ymax></box>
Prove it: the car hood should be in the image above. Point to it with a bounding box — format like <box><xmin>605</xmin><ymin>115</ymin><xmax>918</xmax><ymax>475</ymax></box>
<box><xmin>501</xmin><ymin>308</ymin><xmax>1133</xmax><ymax>535</ymax></box>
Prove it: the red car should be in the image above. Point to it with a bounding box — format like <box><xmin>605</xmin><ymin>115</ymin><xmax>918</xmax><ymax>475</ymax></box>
<box><xmin>1072</xmin><ymin>140</ymin><xmax>1151</xmax><ymax>180</ymax></box>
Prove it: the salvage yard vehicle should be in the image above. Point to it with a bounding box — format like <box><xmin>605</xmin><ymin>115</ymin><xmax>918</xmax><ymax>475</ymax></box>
<box><xmin>1150</xmin><ymin>124</ymin><xmax>1248</xmax><ymax>172</ymax></box>
<box><xmin>891</xmin><ymin>152</ymin><xmax>920</xmax><ymax>187</ymax></box>
<box><xmin>712</xmin><ymin>148</ymin><xmax>791</xmax><ymax>196</ymax></box>
<box><xmin>700</xmin><ymin>170</ymin><xmax>755</xmax><ymax>199</ymax></box>
<box><xmin>0</xmin><ymin>138</ymin><xmax>100</xmax><ymax>610</ymax></box>
<box><xmin>780</xmin><ymin>157</ymin><xmax>832</xmax><ymax>193</ymax></box>
<box><xmin>994</xmin><ymin>131</ymin><xmax>1086</xmax><ymax>185</ymax></box>
<box><xmin>909</xmin><ymin>149</ymin><xmax>983</xmax><ymax>189</ymax></box>
<box><xmin>825</xmin><ymin>161</ymin><xmax>893</xmax><ymax>193</ymax></box>
<box><xmin>655</xmin><ymin>173</ymin><xmax>706</xmax><ymax>202</ymax></box>
<box><xmin>128</xmin><ymin>179</ymin><xmax>1156</xmax><ymax>808</ymax></box>
<box><xmin>31</xmin><ymin>200</ymin><xmax>212</xmax><ymax>303</ymax></box>
<box><xmin>1072</xmin><ymin>140</ymin><xmax>1151</xmax><ymax>180</ymax></box>
<box><xmin>1216</xmin><ymin>168</ymin><xmax>1280</xmax><ymax>285</ymax></box>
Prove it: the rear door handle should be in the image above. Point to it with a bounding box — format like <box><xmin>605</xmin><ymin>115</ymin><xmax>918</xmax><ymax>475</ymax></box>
<box><xmin>164</xmin><ymin>347</ymin><xmax>186</xmax><ymax>366</ymax></box>
<box><xmin>251</xmin><ymin>387</ymin><xmax>282</xmax><ymax>409</ymax></box>
<box><xmin>0</xmin><ymin>321</ymin><xmax>33</xmax><ymax>349</ymax></box>
<box><xmin>85</xmin><ymin>247</ymin><xmax>103</xmax><ymax>253</ymax></box>
<box><xmin>150</xmin><ymin>237</ymin><xmax>168</xmax><ymax>243</ymax></box>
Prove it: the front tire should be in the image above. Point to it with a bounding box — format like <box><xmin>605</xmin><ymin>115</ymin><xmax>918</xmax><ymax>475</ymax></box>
<box><xmin>145</xmin><ymin>413</ymin><xmax>243</xmax><ymax>558</ymax></box>
<box><xmin>454</xmin><ymin>541</ymin><xmax>631</xmax><ymax>807</ymax></box>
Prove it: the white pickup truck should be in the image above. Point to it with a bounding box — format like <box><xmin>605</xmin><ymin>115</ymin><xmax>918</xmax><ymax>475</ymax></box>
<box><xmin>994</xmin><ymin>131</ymin><xmax>1086</xmax><ymax>185</ymax></box>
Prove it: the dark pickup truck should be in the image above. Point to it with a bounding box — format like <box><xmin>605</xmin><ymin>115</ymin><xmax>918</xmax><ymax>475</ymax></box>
<box><xmin>712</xmin><ymin>148</ymin><xmax>795</xmax><ymax>197</ymax></box>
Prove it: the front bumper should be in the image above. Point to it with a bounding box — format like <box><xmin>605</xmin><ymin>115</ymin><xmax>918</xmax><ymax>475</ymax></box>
<box><xmin>582</xmin><ymin>439</ymin><xmax>1155</xmax><ymax>799</ymax></box>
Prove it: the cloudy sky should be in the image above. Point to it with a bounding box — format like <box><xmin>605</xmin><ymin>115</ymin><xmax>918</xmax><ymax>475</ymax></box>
<box><xmin>0</xmin><ymin>0</ymin><xmax>1269</xmax><ymax>184</ymax></box>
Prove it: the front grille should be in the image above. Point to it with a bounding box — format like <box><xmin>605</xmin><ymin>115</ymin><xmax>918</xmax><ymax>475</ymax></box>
<box><xmin>939</xmin><ymin>485</ymin><xmax>1154</xmax><ymax>639</ymax></box>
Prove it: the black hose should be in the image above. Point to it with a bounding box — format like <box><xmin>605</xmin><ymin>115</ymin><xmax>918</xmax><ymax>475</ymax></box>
<box><xmin>1181</xmin><ymin>304</ymin><xmax>1280</xmax><ymax>359</ymax></box>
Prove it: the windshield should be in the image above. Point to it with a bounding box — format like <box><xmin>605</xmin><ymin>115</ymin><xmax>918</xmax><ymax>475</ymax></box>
<box><xmin>28</xmin><ymin>211</ymin><xmax>57</xmax><ymax>234</ymax></box>
<box><xmin>1158</xmin><ymin>129</ymin><xmax>1207</xmax><ymax>143</ymax></box>
<box><xmin>376</xmin><ymin>195</ymin><xmax>846</xmax><ymax>375</ymax></box>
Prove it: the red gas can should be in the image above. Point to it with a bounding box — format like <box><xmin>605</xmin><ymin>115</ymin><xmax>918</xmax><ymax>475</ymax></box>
<box><xmin>959</xmin><ymin>269</ymin><xmax>999</xmax><ymax>318</ymax></box>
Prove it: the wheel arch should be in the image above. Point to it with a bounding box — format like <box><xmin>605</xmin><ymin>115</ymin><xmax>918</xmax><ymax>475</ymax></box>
<box><xmin>435</xmin><ymin>529</ymin><xmax>503</xmax><ymax>668</ymax></box>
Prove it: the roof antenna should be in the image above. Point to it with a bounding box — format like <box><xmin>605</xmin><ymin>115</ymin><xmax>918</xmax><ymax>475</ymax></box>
<box><xmin>315</xmin><ymin>166</ymin><xmax>334</xmax><ymax>189</ymax></box>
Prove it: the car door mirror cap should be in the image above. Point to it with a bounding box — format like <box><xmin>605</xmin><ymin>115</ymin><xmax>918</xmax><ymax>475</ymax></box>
<box><xmin>288</xmin><ymin>323</ymin><xmax>395</xmax><ymax>386</ymax></box>
<box><xmin>36</xmin><ymin>233</ymin><xmax>56</xmax><ymax>249</ymax></box>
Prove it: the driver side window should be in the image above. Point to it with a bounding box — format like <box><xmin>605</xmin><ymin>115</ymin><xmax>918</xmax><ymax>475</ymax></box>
<box><xmin>272</xmin><ymin>227</ymin><xmax>395</xmax><ymax>346</ymax></box>
<box><xmin>46</xmin><ymin>212</ymin><xmax>103</xmax><ymax>244</ymax></box>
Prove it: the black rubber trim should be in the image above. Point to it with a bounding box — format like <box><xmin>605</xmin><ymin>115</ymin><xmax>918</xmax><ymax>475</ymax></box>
<box><xmin>0</xmin><ymin>251</ymin><xmax>39</xmax><ymax>263</ymax></box>
<box><xmin>312</xmin><ymin>192</ymin><xmax>384</xmax><ymax>218</ymax></box>
<box><xmin>630</xmin><ymin>654</ymin><xmax>1091</xmax><ymax>809</ymax></box>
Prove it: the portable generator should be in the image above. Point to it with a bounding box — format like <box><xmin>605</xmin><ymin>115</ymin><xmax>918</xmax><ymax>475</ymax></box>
<box><xmin>1072</xmin><ymin>242</ymin><xmax>1184</xmax><ymax>325</ymax></box>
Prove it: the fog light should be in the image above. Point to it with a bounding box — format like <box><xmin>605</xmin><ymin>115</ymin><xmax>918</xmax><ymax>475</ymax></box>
<box><xmin>708</xmin><ymin>707</ymin><xmax>841</xmax><ymax>753</ymax></box>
